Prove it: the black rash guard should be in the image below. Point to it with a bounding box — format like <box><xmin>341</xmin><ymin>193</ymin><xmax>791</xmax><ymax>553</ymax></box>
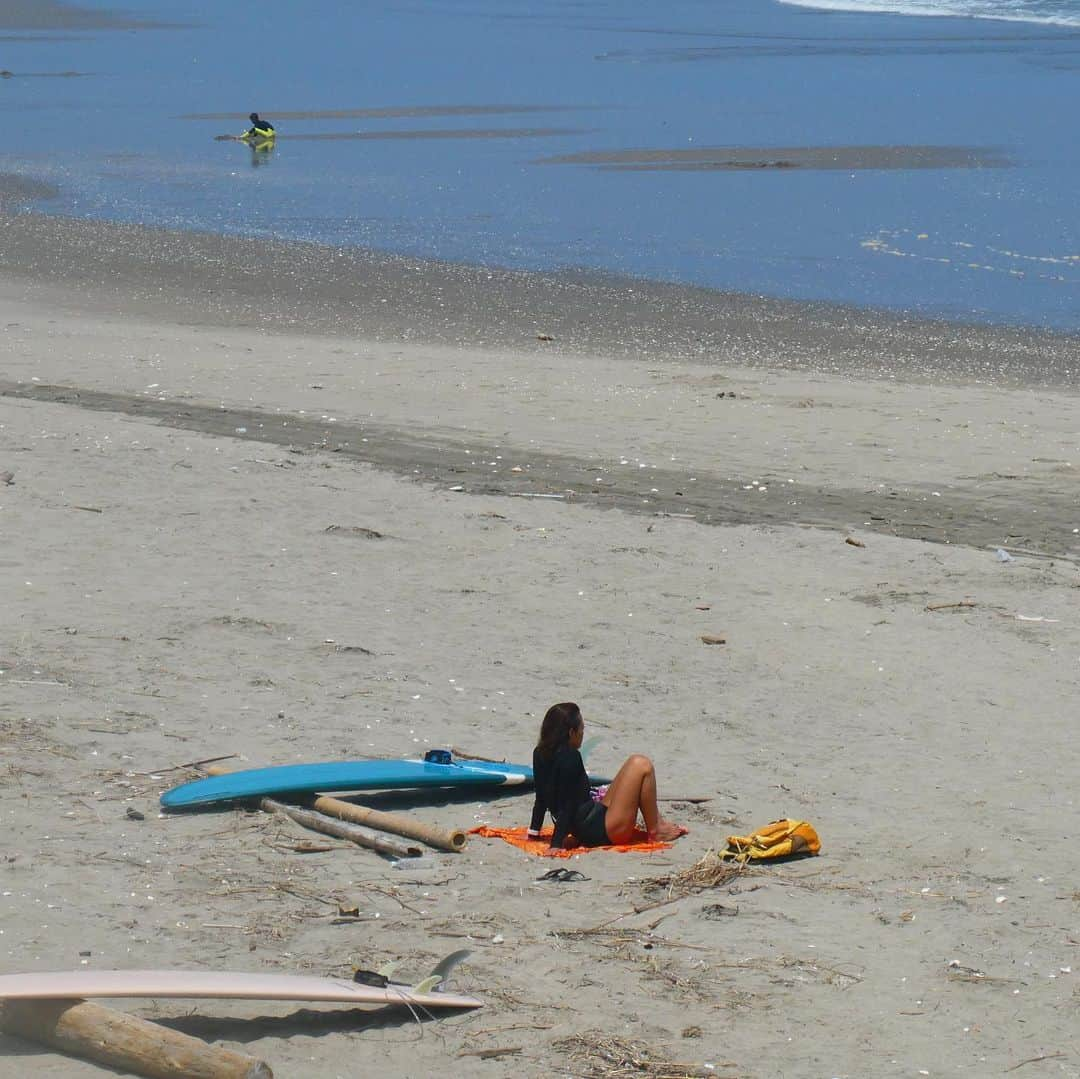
<box><xmin>529</xmin><ymin>744</ymin><xmax>592</xmax><ymax>848</ymax></box>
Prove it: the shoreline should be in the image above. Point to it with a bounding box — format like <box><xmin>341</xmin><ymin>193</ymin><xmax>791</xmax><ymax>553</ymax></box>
<box><xmin>1</xmin><ymin>210</ymin><xmax>1078</xmax><ymax>388</ymax></box>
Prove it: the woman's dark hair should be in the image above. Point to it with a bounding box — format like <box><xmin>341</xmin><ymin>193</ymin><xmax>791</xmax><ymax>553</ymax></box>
<box><xmin>536</xmin><ymin>702</ymin><xmax>583</xmax><ymax>760</ymax></box>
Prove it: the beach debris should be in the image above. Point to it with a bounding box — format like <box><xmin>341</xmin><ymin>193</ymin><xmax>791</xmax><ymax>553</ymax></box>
<box><xmin>135</xmin><ymin>752</ymin><xmax>238</xmax><ymax>776</ymax></box>
<box><xmin>200</xmin><ymin>763</ymin><xmax>467</xmax><ymax>852</ymax></box>
<box><xmin>292</xmin><ymin>841</ymin><xmax>335</xmax><ymax>854</ymax></box>
<box><xmin>451</xmin><ymin>746</ymin><xmax>508</xmax><ymax>764</ymax></box>
<box><xmin>946</xmin><ymin>960</ymin><xmax>986</xmax><ymax>980</ymax></box>
<box><xmin>945</xmin><ymin>959</ymin><xmax>1014</xmax><ymax>985</ymax></box>
<box><xmin>536</xmin><ymin>333</ymin><xmax>555</xmax><ymax>342</ymax></box>
<box><xmin>698</xmin><ymin>903</ymin><xmax>738</xmax><ymax>919</ymax></box>
<box><xmin>449</xmin><ymin>485</ymin><xmax>464</xmax><ymax>492</ymax></box>
<box><xmin>310</xmin><ymin>795</ymin><xmax>466</xmax><ymax>852</ymax></box>
<box><xmin>124</xmin><ymin>807</ymin><xmax>145</xmax><ymax>822</ymax></box>
<box><xmin>0</xmin><ymin>470</ymin><xmax>13</xmax><ymax>485</ymax></box>
<box><xmin>72</xmin><ymin>505</ymin><xmax>103</xmax><ymax>513</ymax></box>
<box><xmin>995</xmin><ymin>548</ymin><xmax>1015</xmax><ymax>562</ymax></box>
<box><xmin>700</xmin><ymin>634</ymin><xmax>726</xmax><ymax>646</ymax></box>
<box><xmin>844</xmin><ymin>536</ymin><xmax>865</xmax><ymax>548</ymax></box>
<box><xmin>925</xmin><ymin>600</ymin><xmax>977</xmax><ymax>612</ymax></box>
<box><xmin>645</xmin><ymin>852</ymin><xmax>747</xmax><ymax>898</ymax></box>
<box><xmin>323</xmin><ymin>525</ymin><xmax>384</xmax><ymax>539</ymax></box>
<box><xmin>260</xmin><ymin>797</ymin><xmax>422</xmax><ymax>859</ymax></box>
<box><xmin>1005</xmin><ymin>1053</ymin><xmax>1069</xmax><ymax>1073</ymax></box>
<box><xmin>0</xmin><ymin>998</ymin><xmax>272</xmax><ymax>1079</ymax></box>
<box><xmin>554</xmin><ymin>1031</ymin><xmax>733</xmax><ymax>1079</ymax></box>
<box><xmin>460</xmin><ymin>1046</ymin><xmax>523</xmax><ymax>1060</ymax></box>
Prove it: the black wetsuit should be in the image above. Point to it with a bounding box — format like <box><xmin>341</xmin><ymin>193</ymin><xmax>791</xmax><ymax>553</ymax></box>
<box><xmin>529</xmin><ymin>745</ymin><xmax>608</xmax><ymax>848</ymax></box>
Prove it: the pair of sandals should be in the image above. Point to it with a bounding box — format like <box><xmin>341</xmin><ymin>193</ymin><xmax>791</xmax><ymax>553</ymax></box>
<box><xmin>536</xmin><ymin>867</ymin><xmax>589</xmax><ymax>883</ymax></box>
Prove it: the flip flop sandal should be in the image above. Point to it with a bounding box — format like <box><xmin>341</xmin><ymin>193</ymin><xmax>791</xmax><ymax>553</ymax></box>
<box><xmin>536</xmin><ymin>868</ymin><xmax>590</xmax><ymax>882</ymax></box>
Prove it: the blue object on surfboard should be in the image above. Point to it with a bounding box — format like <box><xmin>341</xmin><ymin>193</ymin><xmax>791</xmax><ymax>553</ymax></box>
<box><xmin>160</xmin><ymin>750</ymin><xmax>536</xmax><ymax>810</ymax></box>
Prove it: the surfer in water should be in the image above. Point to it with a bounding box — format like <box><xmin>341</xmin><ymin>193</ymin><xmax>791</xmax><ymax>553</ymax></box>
<box><xmin>527</xmin><ymin>702</ymin><xmax>687</xmax><ymax>849</ymax></box>
<box><xmin>240</xmin><ymin>112</ymin><xmax>275</xmax><ymax>140</ymax></box>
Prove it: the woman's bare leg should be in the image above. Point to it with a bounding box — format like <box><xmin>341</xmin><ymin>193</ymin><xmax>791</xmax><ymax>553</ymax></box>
<box><xmin>601</xmin><ymin>754</ymin><xmax>685</xmax><ymax>843</ymax></box>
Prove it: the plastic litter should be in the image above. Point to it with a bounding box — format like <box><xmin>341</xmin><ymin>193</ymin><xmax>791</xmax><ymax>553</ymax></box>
<box><xmin>995</xmin><ymin>548</ymin><xmax>1014</xmax><ymax>562</ymax></box>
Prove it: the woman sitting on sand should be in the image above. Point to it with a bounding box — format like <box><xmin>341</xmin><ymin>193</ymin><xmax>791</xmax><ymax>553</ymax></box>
<box><xmin>526</xmin><ymin>702</ymin><xmax>687</xmax><ymax>849</ymax></box>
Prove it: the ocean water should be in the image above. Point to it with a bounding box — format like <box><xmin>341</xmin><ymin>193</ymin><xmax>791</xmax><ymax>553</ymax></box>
<box><xmin>2</xmin><ymin>0</ymin><xmax>1080</xmax><ymax>330</ymax></box>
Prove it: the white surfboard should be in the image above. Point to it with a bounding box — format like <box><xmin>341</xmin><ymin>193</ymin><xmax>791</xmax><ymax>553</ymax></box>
<box><xmin>0</xmin><ymin>970</ymin><xmax>481</xmax><ymax>1010</ymax></box>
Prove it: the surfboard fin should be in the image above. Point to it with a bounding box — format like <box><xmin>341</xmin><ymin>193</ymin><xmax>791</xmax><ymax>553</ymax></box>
<box><xmin>411</xmin><ymin>949</ymin><xmax>471</xmax><ymax>993</ymax></box>
<box><xmin>357</xmin><ymin>949</ymin><xmax>471</xmax><ymax>993</ymax></box>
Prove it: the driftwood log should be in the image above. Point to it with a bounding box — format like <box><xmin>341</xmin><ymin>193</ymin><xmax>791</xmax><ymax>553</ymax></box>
<box><xmin>203</xmin><ymin>764</ymin><xmax>467</xmax><ymax>852</ymax></box>
<box><xmin>260</xmin><ymin>798</ymin><xmax>420</xmax><ymax>859</ymax></box>
<box><xmin>0</xmin><ymin>997</ymin><xmax>272</xmax><ymax>1079</ymax></box>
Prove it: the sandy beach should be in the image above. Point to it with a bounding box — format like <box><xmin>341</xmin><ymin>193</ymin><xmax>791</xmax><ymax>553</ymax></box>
<box><xmin>0</xmin><ymin>211</ymin><xmax>1078</xmax><ymax>1077</ymax></box>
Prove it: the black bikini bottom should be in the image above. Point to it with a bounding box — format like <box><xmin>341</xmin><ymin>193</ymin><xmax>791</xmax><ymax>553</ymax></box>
<box><xmin>573</xmin><ymin>801</ymin><xmax>609</xmax><ymax>847</ymax></box>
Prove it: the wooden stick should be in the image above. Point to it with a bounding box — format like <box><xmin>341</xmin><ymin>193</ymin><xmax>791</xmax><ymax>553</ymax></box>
<box><xmin>0</xmin><ymin>998</ymin><xmax>271</xmax><ymax>1079</ymax></box>
<box><xmin>260</xmin><ymin>799</ymin><xmax>421</xmax><ymax>859</ymax></box>
<box><xmin>925</xmin><ymin>601</ymin><xmax>977</xmax><ymax>611</ymax></box>
<box><xmin>203</xmin><ymin>764</ymin><xmax>467</xmax><ymax>852</ymax></box>
<box><xmin>450</xmin><ymin>746</ymin><xmax>506</xmax><ymax>764</ymax></box>
<box><xmin>141</xmin><ymin>753</ymin><xmax>239</xmax><ymax>776</ymax></box>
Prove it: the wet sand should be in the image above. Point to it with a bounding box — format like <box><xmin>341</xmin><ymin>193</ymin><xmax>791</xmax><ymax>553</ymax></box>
<box><xmin>1</xmin><ymin>212</ymin><xmax>1078</xmax><ymax>1078</ymax></box>
<box><xmin>0</xmin><ymin>0</ymin><xmax>168</xmax><ymax>31</ymax></box>
<box><xmin>181</xmin><ymin>105</ymin><xmax>587</xmax><ymax>121</ymax></box>
<box><xmin>538</xmin><ymin>144</ymin><xmax>1010</xmax><ymax>171</ymax></box>
<box><xmin>0</xmin><ymin>174</ymin><xmax>59</xmax><ymax>206</ymax></box>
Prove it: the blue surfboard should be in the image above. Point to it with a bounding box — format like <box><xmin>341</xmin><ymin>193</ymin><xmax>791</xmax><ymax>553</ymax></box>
<box><xmin>160</xmin><ymin>752</ymin><xmax>536</xmax><ymax>810</ymax></box>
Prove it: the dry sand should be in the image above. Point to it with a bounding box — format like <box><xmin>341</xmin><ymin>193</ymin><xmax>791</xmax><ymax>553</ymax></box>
<box><xmin>1</xmin><ymin>214</ymin><xmax>1078</xmax><ymax>1078</ymax></box>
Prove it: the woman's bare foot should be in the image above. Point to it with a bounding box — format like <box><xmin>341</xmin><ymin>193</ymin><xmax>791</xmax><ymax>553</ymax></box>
<box><xmin>651</xmin><ymin>819</ymin><xmax>688</xmax><ymax>842</ymax></box>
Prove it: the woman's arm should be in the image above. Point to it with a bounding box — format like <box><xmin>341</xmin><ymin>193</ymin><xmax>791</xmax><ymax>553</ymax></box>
<box><xmin>527</xmin><ymin>791</ymin><xmax>547</xmax><ymax>837</ymax></box>
<box><xmin>527</xmin><ymin>748</ymin><xmax>547</xmax><ymax>838</ymax></box>
<box><xmin>550</xmin><ymin>751</ymin><xmax>588</xmax><ymax>848</ymax></box>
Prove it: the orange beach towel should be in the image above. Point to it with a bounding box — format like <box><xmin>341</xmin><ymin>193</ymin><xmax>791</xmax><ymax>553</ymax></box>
<box><xmin>470</xmin><ymin>825</ymin><xmax>671</xmax><ymax>858</ymax></box>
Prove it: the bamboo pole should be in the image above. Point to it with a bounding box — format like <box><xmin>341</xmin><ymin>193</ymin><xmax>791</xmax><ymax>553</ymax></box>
<box><xmin>260</xmin><ymin>798</ymin><xmax>420</xmax><ymax>859</ymax></box>
<box><xmin>309</xmin><ymin>794</ymin><xmax>466</xmax><ymax>853</ymax></box>
<box><xmin>203</xmin><ymin>765</ymin><xmax>467</xmax><ymax>852</ymax></box>
<box><xmin>0</xmin><ymin>998</ymin><xmax>272</xmax><ymax>1079</ymax></box>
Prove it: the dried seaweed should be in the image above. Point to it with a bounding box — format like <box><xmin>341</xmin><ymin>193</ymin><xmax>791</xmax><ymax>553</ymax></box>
<box><xmin>553</xmin><ymin>1031</ymin><xmax>740</xmax><ymax>1078</ymax></box>
<box><xmin>644</xmin><ymin>850</ymin><xmax>749</xmax><ymax>897</ymax></box>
